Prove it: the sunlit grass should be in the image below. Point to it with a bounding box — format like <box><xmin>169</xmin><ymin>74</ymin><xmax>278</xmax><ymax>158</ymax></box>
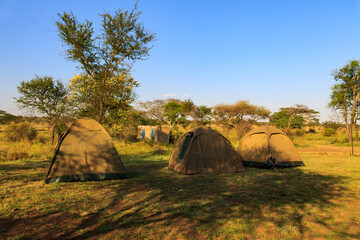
<box><xmin>1</xmin><ymin>124</ymin><xmax>360</xmax><ymax>239</ymax></box>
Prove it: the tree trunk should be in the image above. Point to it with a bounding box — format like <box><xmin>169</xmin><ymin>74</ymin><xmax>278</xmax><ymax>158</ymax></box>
<box><xmin>346</xmin><ymin>122</ymin><xmax>355</xmax><ymax>155</ymax></box>
<box><xmin>286</xmin><ymin>113</ymin><xmax>295</xmax><ymax>131</ymax></box>
<box><xmin>351</xmin><ymin>123</ymin><xmax>354</xmax><ymax>155</ymax></box>
<box><xmin>51</xmin><ymin>125</ymin><xmax>56</xmax><ymax>145</ymax></box>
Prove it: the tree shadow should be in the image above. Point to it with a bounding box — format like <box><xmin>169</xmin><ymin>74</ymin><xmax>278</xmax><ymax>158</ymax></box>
<box><xmin>1</xmin><ymin>141</ymin><xmax>358</xmax><ymax>239</ymax></box>
<box><xmin>0</xmin><ymin>159</ymin><xmax>49</xmax><ymax>183</ymax></box>
<box><xmin>69</xmin><ymin>164</ymin><xmax>355</xmax><ymax>239</ymax></box>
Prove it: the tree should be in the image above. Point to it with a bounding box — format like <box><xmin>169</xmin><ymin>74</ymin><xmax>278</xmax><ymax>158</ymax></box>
<box><xmin>56</xmin><ymin>4</ymin><xmax>155</xmax><ymax>123</ymax></box>
<box><xmin>163</xmin><ymin>101</ymin><xmax>187</xmax><ymax>131</ymax></box>
<box><xmin>0</xmin><ymin>110</ymin><xmax>17</xmax><ymax>124</ymax></box>
<box><xmin>329</xmin><ymin>60</ymin><xmax>360</xmax><ymax>155</ymax></box>
<box><xmin>137</xmin><ymin>99</ymin><xmax>168</xmax><ymax>124</ymax></box>
<box><xmin>192</xmin><ymin>105</ymin><xmax>212</xmax><ymax>126</ymax></box>
<box><xmin>14</xmin><ymin>75</ymin><xmax>69</xmax><ymax>144</ymax></box>
<box><xmin>68</xmin><ymin>73</ymin><xmax>138</xmax><ymax>124</ymax></box>
<box><xmin>213</xmin><ymin>100</ymin><xmax>270</xmax><ymax>130</ymax></box>
<box><xmin>269</xmin><ymin>105</ymin><xmax>318</xmax><ymax>131</ymax></box>
<box><xmin>269</xmin><ymin>108</ymin><xmax>304</xmax><ymax>130</ymax></box>
<box><xmin>249</xmin><ymin>106</ymin><xmax>271</xmax><ymax>123</ymax></box>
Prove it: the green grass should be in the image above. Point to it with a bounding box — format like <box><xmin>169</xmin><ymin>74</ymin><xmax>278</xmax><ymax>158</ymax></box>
<box><xmin>1</xmin><ymin>125</ymin><xmax>360</xmax><ymax>239</ymax></box>
<box><xmin>1</xmin><ymin>140</ymin><xmax>360</xmax><ymax>239</ymax></box>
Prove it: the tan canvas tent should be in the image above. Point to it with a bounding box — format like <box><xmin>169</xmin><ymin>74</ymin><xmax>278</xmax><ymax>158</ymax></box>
<box><xmin>237</xmin><ymin>126</ymin><xmax>304</xmax><ymax>168</ymax></box>
<box><xmin>45</xmin><ymin>118</ymin><xmax>126</xmax><ymax>183</ymax></box>
<box><xmin>169</xmin><ymin>127</ymin><xmax>245</xmax><ymax>174</ymax></box>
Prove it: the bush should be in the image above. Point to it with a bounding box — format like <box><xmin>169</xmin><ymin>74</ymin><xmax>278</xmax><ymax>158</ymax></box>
<box><xmin>323</xmin><ymin>128</ymin><xmax>336</xmax><ymax>137</ymax></box>
<box><xmin>308</xmin><ymin>128</ymin><xmax>316</xmax><ymax>133</ymax></box>
<box><xmin>6</xmin><ymin>147</ymin><xmax>29</xmax><ymax>160</ymax></box>
<box><xmin>322</xmin><ymin>121</ymin><xmax>341</xmax><ymax>131</ymax></box>
<box><xmin>295</xmin><ymin>129</ymin><xmax>305</xmax><ymax>136</ymax></box>
<box><xmin>284</xmin><ymin>129</ymin><xmax>294</xmax><ymax>139</ymax></box>
<box><xmin>4</xmin><ymin>122</ymin><xmax>38</xmax><ymax>142</ymax></box>
<box><xmin>36</xmin><ymin>135</ymin><xmax>49</xmax><ymax>144</ymax></box>
<box><xmin>235</xmin><ymin>121</ymin><xmax>252</xmax><ymax>139</ymax></box>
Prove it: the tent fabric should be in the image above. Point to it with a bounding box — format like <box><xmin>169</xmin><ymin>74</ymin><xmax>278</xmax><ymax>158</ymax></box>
<box><xmin>169</xmin><ymin>127</ymin><xmax>245</xmax><ymax>174</ymax></box>
<box><xmin>45</xmin><ymin>118</ymin><xmax>126</xmax><ymax>183</ymax></box>
<box><xmin>237</xmin><ymin>125</ymin><xmax>304</xmax><ymax>168</ymax></box>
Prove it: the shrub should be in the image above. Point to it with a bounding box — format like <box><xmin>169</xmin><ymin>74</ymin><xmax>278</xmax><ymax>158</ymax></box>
<box><xmin>322</xmin><ymin>121</ymin><xmax>341</xmax><ymax>131</ymax></box>
<box><xmin>36</xmin><ymin>135</ymin><xmax>49</xmax><ymax>144</ymax></box>
<box><xmin>284</xmin><ymin>129</ymin><xmax>294</xmax><ymax>139</ymax></box>
<box><xmin>323</xmin><ymin>128</ymin><xmax>336</xmax><ymax>137</ymax></box>
<box><xmin>295</xmin><ymin>129</ymin><xmax>305</xmax><ymax>136</ymax></box>
<box><xmin>308</xmin><ymin>128</ymin><xmax>316</xmax><ymax>133</ymax></box>
<box><xmin>235</xmin><ymin>121</ymin><xmax>252</xmax><ymax>139</ymax></box>
<box><xmin>4</xmin><ymin>122</ymin><xmax>38</xmax><ymax>142</ymax></box>
<box><xmin>6</xmin><ymin>147</ymin><xmax>29</xmax><ymax>160</ymax></box>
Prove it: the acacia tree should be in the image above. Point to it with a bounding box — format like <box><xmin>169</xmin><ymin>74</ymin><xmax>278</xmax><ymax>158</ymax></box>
<box><xmin>56</xmin><ymin>4</ymin><xmax>155</xmax><ymax>123</ymax></box>
<box><xmin>269</xmin><ymin>108</ymin><xmax>305</xmax><ymax>130</ymax></box>
<box><xmin>213</xmin><ymin>100</ymin><xmax>269</xmax><ymax>129</ymax></box>
<box><xmin>137</xmin><ymin>99</ymin><xmax>167</xmax><ymax>124</ymax></box>
<box><xmin>269</xmin><ymin>105</ymin><xmax>318</xmax><ymax>131</ymax></box>
<box><xmin>137</xmin><ymin>99</ymin><xmax>212</xmax><ymax>127</ymax></box>
<box><xmin>285</xmin><ymin>104</ymin><xmax>318</xmax><ymax>131</ymax></box>
<box><xmin>192</xmin><ymin>105</ymin><xmax>212</xmax><ymax>126</ymax></box>
<box><xmin>329</xmin><ymin>60</ymin><xmax>360</xmax><ymax>155</ymax></box>
<box><xmin>14</xmin><ymin>75</ymin><xmax>69</xmax><ymax>144</ymax></box>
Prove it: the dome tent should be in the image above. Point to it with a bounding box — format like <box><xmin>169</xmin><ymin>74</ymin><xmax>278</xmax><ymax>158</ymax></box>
<box><xmin>237</xmin><ymin>125</ymin><xmax>304</xmax><ymax>168</ymax></box>
<box><xmin>169</xmin><ymin>127</ymin><xmax>245</xmax><ymax>174</ymax></box>
<box><xmin>45</xmin><ymin>118</ymin><xmax>126</xmax><ymax>183</ymax></box>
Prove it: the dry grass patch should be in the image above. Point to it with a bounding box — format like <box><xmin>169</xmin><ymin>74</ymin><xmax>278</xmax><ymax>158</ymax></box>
<box><xmin>1</xmin><ymin>141</ymin><xmax>360</xmax><ymax>239</ymax></box>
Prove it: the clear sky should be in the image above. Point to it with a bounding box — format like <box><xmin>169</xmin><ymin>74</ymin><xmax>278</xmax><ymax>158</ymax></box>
<box><xmin>1</xmin><ymin>0</ymin><xmax>360</xmax><ymax>122</ymax></box>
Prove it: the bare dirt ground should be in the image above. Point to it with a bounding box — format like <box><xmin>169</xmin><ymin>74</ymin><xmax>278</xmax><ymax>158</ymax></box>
<box><xmin>299</xmin><ymin>145</ymin><xmax>360</xmax><ymax>156</ymax></box>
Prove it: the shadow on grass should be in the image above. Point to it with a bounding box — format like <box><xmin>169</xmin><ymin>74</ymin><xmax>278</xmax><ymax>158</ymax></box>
<box><xmin>0</xmin><ymin>155</ymin><xmax>358</xmax><ymax>239</ymax></box>
<box><xmin>0</xmin><ymin>159</ymin><xmax>49</xmax><ymax>183</ymax></box>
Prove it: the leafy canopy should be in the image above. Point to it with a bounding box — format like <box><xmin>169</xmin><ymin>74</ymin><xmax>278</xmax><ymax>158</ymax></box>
<box><xmin>269</xmin><ymin>108</ymin><xmax>304</xmax><ymax>129</ymax></box>
<box><xmin>15</xmin><ymin>75</ymin><xmax>68</xmax><ymax>119</ymax></box>
<box><xmin>56</xmin><ymin>4</ymin><xmax>155</xmax><ymax>123</ymax></box>
<box><xmin>328</xmin><ymin>60</ymin><xmax>360</xmax><ymax>154</ymax></box>
<box><xmin>14</xmin><ymin>75</ymin><xmax>69</xmax><ymax>144</ymax></box>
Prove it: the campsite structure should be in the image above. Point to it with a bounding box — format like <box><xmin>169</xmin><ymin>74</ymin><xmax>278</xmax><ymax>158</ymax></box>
<box><xmin>137</xmin><ymin>125</ymin><xmax>170</xmax><ymax>143</ymax></box>
<box><xmin>45</xmin><ymin>118</ymin><xmax>126</xmax><ymax>183</ymax></box>
<box><xmin>237</xmin><ymin>125</ymin><xmax>304</xmax><ymax>168</ymax></box>
<box><xmin>169</xmin><ymin>127</ymin><xmax>245</xmax><ymax>174</ymax></box>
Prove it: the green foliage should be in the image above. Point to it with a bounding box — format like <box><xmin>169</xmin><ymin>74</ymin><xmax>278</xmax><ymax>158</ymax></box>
<box><xmin>295</xmin><ymin>129</ymin><xmax>306</xmax><ymax>136</ymax></box>
<box><xmin>138</xmin><ymin>99</ymin><xmax>212</xmax><ymax>128</ymax></box>
<box><xmin>328</xmin><ymin>60</ymin><xmax>360</xmax><ymax>154</ymax></box>
<box><xmin>56</xmin><ymin>5</ymin><xmax>155</xmax><ymax>123</ymax></box>
<box><xmin>55</xmin><ymin>121</ymin><xmax>68</xmax><ymax>137</ymax></box>
<box><xmin>329</xmin><ymin>60</ymin><xmax>360</xmax><ymax>120</ymax></box>
<box><xmin>213</xmin><ymin>100</ymin><xmax>270</xmax><ymax>131</ymax></box>
<box><xmin>322</xmin><ymin>121</ymin><xmax>341</xmax><ymax>131</ymax></box>
<box><xmin>15</xmin><ymin>75</ymin><xmax>68</xmax><ymax>118</ymax></box>
<box><xmin>14</xmin><ymin>75</ymin><xmax>69</xmax><ymax>144</ymax></box>
<box><xmin>4</xmin><ymin>123</ymin><xmax>38</xmax><ymax>142</ymax></box>
<box><xmin>68</xmin><ymin>73</ymin><xmax>138</xmax><ymax>123</ymax></box>
<box><xmin>269</xmin><ymin>108</ymin><xmax>304</xmax><ymax>129</ymax></box>
<box><xmin>110</xmin><ymin>109</ymin><xmax>147</xmax><ymax>141</ymax></box>
<box><xmin>163</xmin><ymin>101</ymin><xmax>185</xmax><ymax>129</ymax></box>
<box><xmin>0</xmin><ymin>110</ymin><xmax>17</xmax><ymax>124</ymax></box>
<box><xmin>193</xmin><ymin>105</ymin><xmax>212</xmax><ymax>126</ymax></box>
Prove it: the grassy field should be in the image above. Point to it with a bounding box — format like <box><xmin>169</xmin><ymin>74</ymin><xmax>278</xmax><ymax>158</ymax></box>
<box><xmin>1</xmin><ymin>128</ymin><xmax>360</xmax><ymax>239</ymax></box>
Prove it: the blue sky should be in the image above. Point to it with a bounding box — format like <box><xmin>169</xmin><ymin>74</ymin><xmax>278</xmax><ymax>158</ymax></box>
<box><xmin>1</xmin><ymin>0</ymin><xmax>360</xmax><ymax>121</ymax></box>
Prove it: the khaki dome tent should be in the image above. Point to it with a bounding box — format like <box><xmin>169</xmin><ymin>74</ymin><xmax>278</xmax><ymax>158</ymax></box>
<box><xmin>237</xmin><ymin>126</ymin><xmax>304</xmax><ymax>168</ymax></box>
<box><xmin>45</xmin><ymin>118</ymin><xmax>126</xmax><ymax>183</ymax></box>
<box><xmin>169</xmin><ymin>127</ymin><xmax>245</xmax><ymax>174</ymax></box>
